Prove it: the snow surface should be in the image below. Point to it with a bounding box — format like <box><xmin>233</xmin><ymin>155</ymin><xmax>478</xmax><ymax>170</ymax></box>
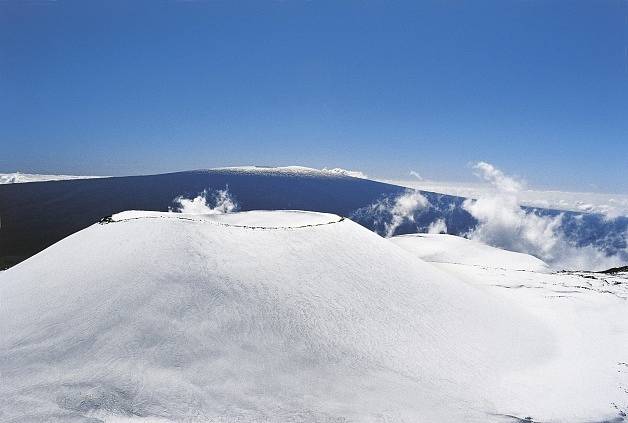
<box><xmin>391</xmin><ymin>233</ymin><xmax>550</xmax><ymax>272</ymax></box>
<box><xmin>209</xmin><ymin>165</ymin><xmax>368</xmax><ymax>179</ymax></box>
<box><xmin>1</xmin><ymin>210</ymin><xmax>626</xmax><ymax>422</ymax></box>
<box><xmin>112</xmin><ymin>209</ymin><xmax>343</xmax><ymax>228</ymax></box>
<box><xmin>0</xmin><ymin>172</ymin><xmax>103</xmax><ymax>184</ymax></box>
<box><xmin>393</xmin><ymin>233</ymin><xmax>628</xmax><ymax>422</ymax></box>
<box><xmin>1</xmin><ymin>210</ymin><xmax>555</xmax><ymax>423</ymax></box>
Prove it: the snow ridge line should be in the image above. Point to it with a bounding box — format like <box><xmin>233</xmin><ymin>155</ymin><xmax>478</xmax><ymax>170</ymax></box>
<box><xmin>99</xmin><ymin>214</ymin><xmax>345</xmax><ymax>230</ymax></box>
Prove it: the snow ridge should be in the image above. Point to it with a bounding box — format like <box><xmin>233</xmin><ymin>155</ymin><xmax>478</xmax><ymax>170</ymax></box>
<box><xmin>108</xmin><ymin>210</ymin><xmax>344</xmax><ymax>230</ymax></box>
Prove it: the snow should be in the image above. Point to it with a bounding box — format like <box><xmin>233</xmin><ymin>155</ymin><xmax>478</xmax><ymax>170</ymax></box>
<box><xmin>0</xmin><ymin>172</ymin><xmax>103</xmax><ymax>184</ymax></box>
<box><xmin>320</xmin><ymin>167</ymin><xmax>368</xmax><ymax>179</ymax></box>
<box><xmin>1</xmin><ymin>210</ymin><xmax>626</xmax><ymax>422</ymax></box>
<box><xmin>0</xmin><ymin>210</ymin><xmax>553</xmax><ymax>423</ymax></box>
<box><xmin>209</xmin><ymin>165</ymin><xmax>368</xmax><ymax>179</ymax></box>
<box><xmin>112</xmin><ymin>209</ymin><xmax>343</xmax><ymax>228</ymax></box>
<box><xmin>0</xmin><ymin>166</ymin><xmax>366</xmax><ymax>184</ymax></box>
<box><xmin>392</xmin><ymin>233</ymin><xmax>550</xmax><ymax>272</ymax></box>
<box><xmin>393</xmin><ymin>233</ymin><xmax>628</xmax><ymax>422</ymax></box>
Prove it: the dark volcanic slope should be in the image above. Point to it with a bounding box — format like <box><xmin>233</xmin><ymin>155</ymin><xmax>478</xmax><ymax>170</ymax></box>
<box><xmin>1</xmin><ymin>168</ymin><xmax>626</xmax><ymax>269</ymax></box>
<box><xmin>0</xmin><ymin>169</ymin><xmax>408</xmax><ymax>266</ymax></box>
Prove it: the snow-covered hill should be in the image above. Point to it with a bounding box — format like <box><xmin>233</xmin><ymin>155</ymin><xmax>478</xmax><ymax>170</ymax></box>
<box><xmin>393</xmin><ymin>233</ymin><xmax>628</xmax><ymax>422</ymax></box>
<box><xmin>0</xmin><ymin>168</ymin><xmax>408</xmax><ymax>269</ymax></box>
<box><xmin>0</xmin><ymin>210</ymin><xmax>560</xmax><ymax>423</ymax></box>
<box><xmin>391</xmin><ymin>233</ymin><xmax>550</xmax><ymax>272</ymax></box>
<box><xmin>2</xmin><ymin>210</ymin><xmax>626</xmax><ymax>422</ymax></box>
<box><xmin>1</xmin><ymin>167</ymin><xmax>626</xmax><ymax>271</ymax></box>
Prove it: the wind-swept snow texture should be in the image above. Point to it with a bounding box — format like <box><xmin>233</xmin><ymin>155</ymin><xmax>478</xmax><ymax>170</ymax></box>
<box><xmin>392</xmin><ymin>233</ymin><xmax>550</xmax><ymax>272</ymax></box>
<box><xmin>0</xmin><ymin>210</ymin><xmax>553</xmax><ymax>422</ymax></box>
<box><xmin>393</xmin><ymin>233</ymin><xmax>628</xmax><ymax>422</ymax></box>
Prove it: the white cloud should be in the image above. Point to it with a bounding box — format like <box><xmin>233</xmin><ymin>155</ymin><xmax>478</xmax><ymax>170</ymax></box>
<box><xmin>382</xmin><ymin>179</ymin><xmax>628</xmax><ymax>219</ymax></box>
<box><xmin>463</xmin><ymin>162</ymin><xmax>626</xmax><ymax>270</ymax></box>
<box><xmin>359</xmin><ymin>190</ymin><xmax>430</xmax><ymax>237</ymax></box>
<box><xmin>409</xmin><ymin>170</ymin><xmax>423</xmax><ymax>181</ymax></box>
<box><xmin>385</xmin><ymin>191</ymin><xmax>430</xmax><ymax>237</ymax></box>
<box><xmin>472</xmin><ymin>161</ymin><xmax>524</xmax><ymax>193</ymax></box>
<box><xmin>171</xmin><ymin>188</ymin><xmax>238</xmax><ymax>214</ymax></box>
<box><xmin>427</xmin><ymin>219</ymin><xmax>447</xmax><ymax>234</ymax></box>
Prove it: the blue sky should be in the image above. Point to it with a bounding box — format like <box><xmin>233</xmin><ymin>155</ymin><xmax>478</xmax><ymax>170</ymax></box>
<box><xmin>1</xmin><ymin>1</ymin><xmax>627</xmax><ymax>192</ymax></box>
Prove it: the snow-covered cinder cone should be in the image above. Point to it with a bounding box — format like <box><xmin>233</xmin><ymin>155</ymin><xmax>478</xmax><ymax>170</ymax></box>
<box><xmin>0</xmin><ymin>210</ymin><xmax>550</xmax><ymax>422</ymax></box>
<box><xmin>391</xmin><ymin>233</ymin><xmax>551</xmax><ymax>272</ymax></box>
<box><xmin>391</xmin><ymin>232</ymin><xmax>628</xmax><ymax>423</ymax></box>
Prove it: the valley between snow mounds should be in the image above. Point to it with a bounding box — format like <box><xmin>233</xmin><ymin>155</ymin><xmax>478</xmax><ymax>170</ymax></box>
<box><xmin>0</xmin><ymin>211</ymin><xmax>626</xmax><ymax>423</ymax></box>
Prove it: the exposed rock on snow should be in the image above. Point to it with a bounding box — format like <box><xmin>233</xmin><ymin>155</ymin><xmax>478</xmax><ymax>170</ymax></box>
<box><xmin>599</xmin><ymin>265</ymin><xmax>628</xmax><ymax>274</ymax></box>
<box><xmin>0</xmin><ymin>210</ymin><xmax>551</xmax><ymax>423</ymax></box>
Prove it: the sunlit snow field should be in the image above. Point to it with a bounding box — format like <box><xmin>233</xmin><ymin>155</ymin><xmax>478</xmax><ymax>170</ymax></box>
<box><xmin>0</xmin><ymin>165</ymin><xmax>626</xmax><ymax>422</ymax></box>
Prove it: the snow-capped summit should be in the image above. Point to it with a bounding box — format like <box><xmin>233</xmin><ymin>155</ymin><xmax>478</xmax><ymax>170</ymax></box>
<box><xmin>0</xmin><ymin>172</ymin><xmax>103</xmax><ymax>184</ymax></box>
<box><xmin>209</xmin><ymin>165</ymin><xmax>368</xmax><ymax>179</ymax></box>
<box><xmin>0</xmin><ymin>209</ymin><xmax>548</xmax><ymax>422</ymax></box>
<box><xmin>111</xmin><ymin>209</ymin><xmax>343</xmax><ymax>228</ymax></box>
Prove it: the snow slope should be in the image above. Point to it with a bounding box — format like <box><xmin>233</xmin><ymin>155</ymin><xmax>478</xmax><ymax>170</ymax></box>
<box><xmin>392</xmin><ymin>233</ymin><xmax>550</xmax><ymax>272</ymax></box>
<box><xmin>393</xmin><ymin>233</ymin><xmax>628</xmax><ymax>422</ymax></box>
<box><xmin>0</xmin><ymin>210</ymin><xmax>551</xmax><ymax>423</ymax></box>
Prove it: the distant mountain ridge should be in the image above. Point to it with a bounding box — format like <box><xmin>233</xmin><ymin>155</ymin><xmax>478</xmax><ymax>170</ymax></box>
<box><xmin>0</xmin><ymin>167</ymin><xmax>626</xmax><ymax>270</ymax></box>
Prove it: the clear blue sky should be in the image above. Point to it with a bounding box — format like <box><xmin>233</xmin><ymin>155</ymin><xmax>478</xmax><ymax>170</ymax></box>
<box><xmin>1</xmin><ymin>1</ymin><xmax>627</xmax><ymax>192</ymax></box>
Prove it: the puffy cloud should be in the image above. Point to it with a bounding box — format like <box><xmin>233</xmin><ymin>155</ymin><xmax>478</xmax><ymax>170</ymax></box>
<box><xmin>472</xmin><ymin>161</ymin><xmax>523</xmax><ymax>193</ymax></box>
<box><xmin>386</xmin><ymin>191</ymin><xmax>430</xmax><ymax>237</ymax></box>
<box><xmin>353</xmin><ymin>190</ymin><xmax>430</xmax><ymax>238</ymax></box>
<box><xmin>171</xmin><ymin>188</ymin><xmax>239</xmax><ymax>214</ymax></box>
<box><xmin>427</xmin><ymin>219</ymin><xmax>448</xmax><ymax>234</ymax></box>
<box><xmin>463</xmin><ymin>162</ymin><xmax>626</xmax><ymax>270</ymax></box>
